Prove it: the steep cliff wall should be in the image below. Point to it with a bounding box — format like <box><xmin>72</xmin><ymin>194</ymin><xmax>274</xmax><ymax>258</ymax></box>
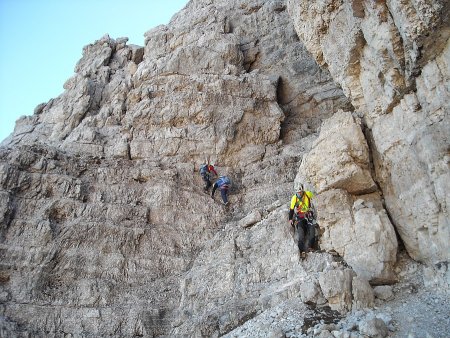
<box><xmin>0</xmin><ymin>0</ymin><xmax>353</xmax><ymax>336</ymax></box>
<box><xmin>288</xmin><ymin>0</ymin><xmax>449</xmax><ymax>264</ymax></box>
<box><xmin>0</xmin><ymin>0</ymin><xmax>448</xmax><ymax>337</ymax></box>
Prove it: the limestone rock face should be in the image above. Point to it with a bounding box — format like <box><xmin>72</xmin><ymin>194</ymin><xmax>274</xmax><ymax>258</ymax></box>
<box><xmin>288</xmin><ymin>0</ymin><xmax>450</xmax><ymax>264</ymax></box>
<box><xmin>0</xmin><ymin>0</ymin><xmax>448</xmax><ymax>336</ymax></box>
<box><xmin>287</xmin><ymin>0</ymin><xmax>449</xmax><ymax>116</ymax></box>
<box><xmin>0</xmin><ymin>0</ymin><xmax>353</xmax><ymax>337</ymax></box>
<box><xmin>300</xmin><ymin>110</ymin><xmax>376</xmax><ymax>195</ymax></box>
<box><xmin>298</xmin><ymin>110</ymin><xmax>397</xmax><ymax>283</ymax></box>
<box><xmin>315</xmin><ymin>189</ymin><xmax>397</xmax><ymax>283</ymax></box>
<box><xmin>4</xmin><ymin>0</ymin><xmax>349</xmax><ymax>164</ymax></box>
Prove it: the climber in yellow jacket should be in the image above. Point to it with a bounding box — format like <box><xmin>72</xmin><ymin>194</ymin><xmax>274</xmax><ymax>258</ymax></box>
<box><xmin>288</xmin><ymin>184</ymin><xmax>315</xmax><ymax>258</ymax></box>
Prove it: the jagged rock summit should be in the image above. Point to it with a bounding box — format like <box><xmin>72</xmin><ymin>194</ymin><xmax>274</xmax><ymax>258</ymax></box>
<box><xmin>1</xmin><ymin>0</ymin><xmax>449</xmax><ymax>337</ymax></box>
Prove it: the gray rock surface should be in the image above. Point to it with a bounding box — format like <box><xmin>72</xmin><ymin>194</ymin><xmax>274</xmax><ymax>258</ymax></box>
<box><xmin>0</xmin><ymin>0</ymin><xmax>449</xmax><ymax>337</ymax></box>
<box><xmin>288</xmin><ymin>0</ymin><xmax>450</xmax><ymax>265</ymax></box>
<box><xmin>299</xmin><ymin>110</ymin><xmax>397</xmax><ymax>283</ymax></box>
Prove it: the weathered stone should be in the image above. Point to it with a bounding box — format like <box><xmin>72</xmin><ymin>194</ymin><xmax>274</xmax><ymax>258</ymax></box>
<box><xmin>352</xmin><ymin>277</ymin><xmax>374</xmax><ymax>310</ymax></box>
<box><xmin>371</xmin><ymin>77</ymin><xmax>450</xmax><ymax>263</ymax></box>
<box><xmin>315</xmin><ymin>189</ymin><xmax>397</xmax><ymax>283</ymax></box>
<box><xmin>239</xmin><ymin>209</ymin><xmax>262</xmax><ymax>228</ymax></box>
<box><xmin>319</xmin><ymin>268</ymin><xmax>355</xmax><ymax>313</ymax></box>
<box><xmin>287</xmin><ymin>0</ymin><xmax>449</xmax><ymax>116</ymax></box>
<box><xmin>373</xmin><ymin>286</ymin><xmax>394</xmax><ymax>301</ymax></box>
<box><xmin>288</xmin><ymin>0</ymin><xmax>450</xmax><ymax>265</ymax></box>
<box><xmin>358</xmin><ymin>318</ymin><xmax>389</xmax><ymax>338</ymax></box>
<box><xmin>299</xmin><ymin>277</ymin><xmax>326</xmax><ymax>305</ymax></box>
<box><xmin>299</xmin><ymin>110</ymin><xmax>376</xmax><ymax>195</ymax></box>
<box><xmin>0</xmin><ymin>0</ymin><xmax>448</xmax><ymax>337</ymax></box>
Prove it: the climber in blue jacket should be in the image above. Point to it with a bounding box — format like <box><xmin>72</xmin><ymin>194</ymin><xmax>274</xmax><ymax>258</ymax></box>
<box><xmin>211</xmin><ymin>176</ymin><xmax>231</xmax><ymax>205</ymax></box>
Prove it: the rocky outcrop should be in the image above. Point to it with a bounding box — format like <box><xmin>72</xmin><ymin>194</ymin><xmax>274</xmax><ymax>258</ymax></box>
<box><xmin>4</xmin><ymin>0</ymin><xmax>349</xmax><ymax>164</ymax></box>
<box><xmin>287</xmin><ymin>0</ymin><xmax>449</xmax><ymax>116</ymax></box>
<box><xmin>288</xmin><ymin>0</ymin><xmax>450</xmax><ymax>264</ymax></box>
<box><xmin>298</xmin><ymin>111</ymin><xmax>397</xmax><ymax>283</ymax></box>
<box><xmin>299</xmin><ymin>110</ymin><xmax>376</xmax><ymax>195</ymax></box>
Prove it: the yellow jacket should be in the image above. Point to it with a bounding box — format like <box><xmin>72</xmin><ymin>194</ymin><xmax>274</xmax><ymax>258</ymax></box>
<box><xmin>289</xmin><ymin>191</ymin><xmax>313</xmax><ymax>220</ymax></box>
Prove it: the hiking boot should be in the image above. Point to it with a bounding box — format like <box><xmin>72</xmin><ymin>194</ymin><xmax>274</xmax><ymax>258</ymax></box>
<box><xmin>223</xmin><ymin>201</ymin><xmax>229</xmax><ymax>206</ymax></box>
<box><xmin>299</xmin><ymin>252</ymin><xmax>306</xmax><ymax>260</ymax></box>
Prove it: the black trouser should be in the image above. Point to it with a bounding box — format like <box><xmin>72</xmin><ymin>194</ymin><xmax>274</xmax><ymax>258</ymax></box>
<box><xmin>295</xmin><ymin>217</ymin><xmax>315</xmax><ymax>253</ymax></box>
<box><xmin>202</xmin><ymin>174</ymin><xmax>211</xmax><ymax>190</ymax></box>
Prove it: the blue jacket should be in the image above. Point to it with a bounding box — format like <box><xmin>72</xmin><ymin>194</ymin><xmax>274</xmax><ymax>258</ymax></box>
<box><xmin>211</xmin><ymin>176</ymin><xmax>231</xmax><ymax>197</ymax></box>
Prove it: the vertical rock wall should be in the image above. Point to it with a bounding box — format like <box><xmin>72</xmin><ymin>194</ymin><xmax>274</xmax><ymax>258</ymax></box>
<box><xmin>299</xmin><ymin>111</ymin><xmax>398</xmax><ymax>283</ymax></box>
<box><xmin>288</xmin><ymin>0</ymin><xmax>450</xmax><ymax>264</ymax></box>
<box><xmin>1</xmin><ymin>0</ymin><xmax>447</xmax><ymax>336</ymax></box>
<box><xmin>0</xmin><ymin>0</ymin><xmax>355</xmax><ymax>336</ymax></box>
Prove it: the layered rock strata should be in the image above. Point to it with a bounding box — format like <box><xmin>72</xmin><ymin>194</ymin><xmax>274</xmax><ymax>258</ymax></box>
<box><xmin>288</xmin><ymin>0</ymin><xmax>450</xmax><ymax>264</ymax></box>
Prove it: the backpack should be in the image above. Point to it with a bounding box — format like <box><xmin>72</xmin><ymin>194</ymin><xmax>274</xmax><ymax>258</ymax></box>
<box><xmin>199</xmin><ymin>164</ymin><xmax>208</xmax><ymax>176</ymax></box>
<box><xmin>217</xmin><ymin>176</ymin><xmax>231</xmax><ymax>189</ymax></box>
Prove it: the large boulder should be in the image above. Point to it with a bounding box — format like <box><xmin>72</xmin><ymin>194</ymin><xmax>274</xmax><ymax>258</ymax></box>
<box><xmin>299</xmin><ymin>110</ymin><xmax>376</xmax><ymax>194</ymax></box>
<box><xmin>316</xmin><ymin>189</ymin><xmax>397</xmax><ymax>284</ymax></box>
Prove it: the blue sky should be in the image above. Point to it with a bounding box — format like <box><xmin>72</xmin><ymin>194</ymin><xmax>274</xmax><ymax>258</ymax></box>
<box><xmin>0</xmin><ymin>0</ymin><xmax>189</xmax><ymax>142</ymax></box>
